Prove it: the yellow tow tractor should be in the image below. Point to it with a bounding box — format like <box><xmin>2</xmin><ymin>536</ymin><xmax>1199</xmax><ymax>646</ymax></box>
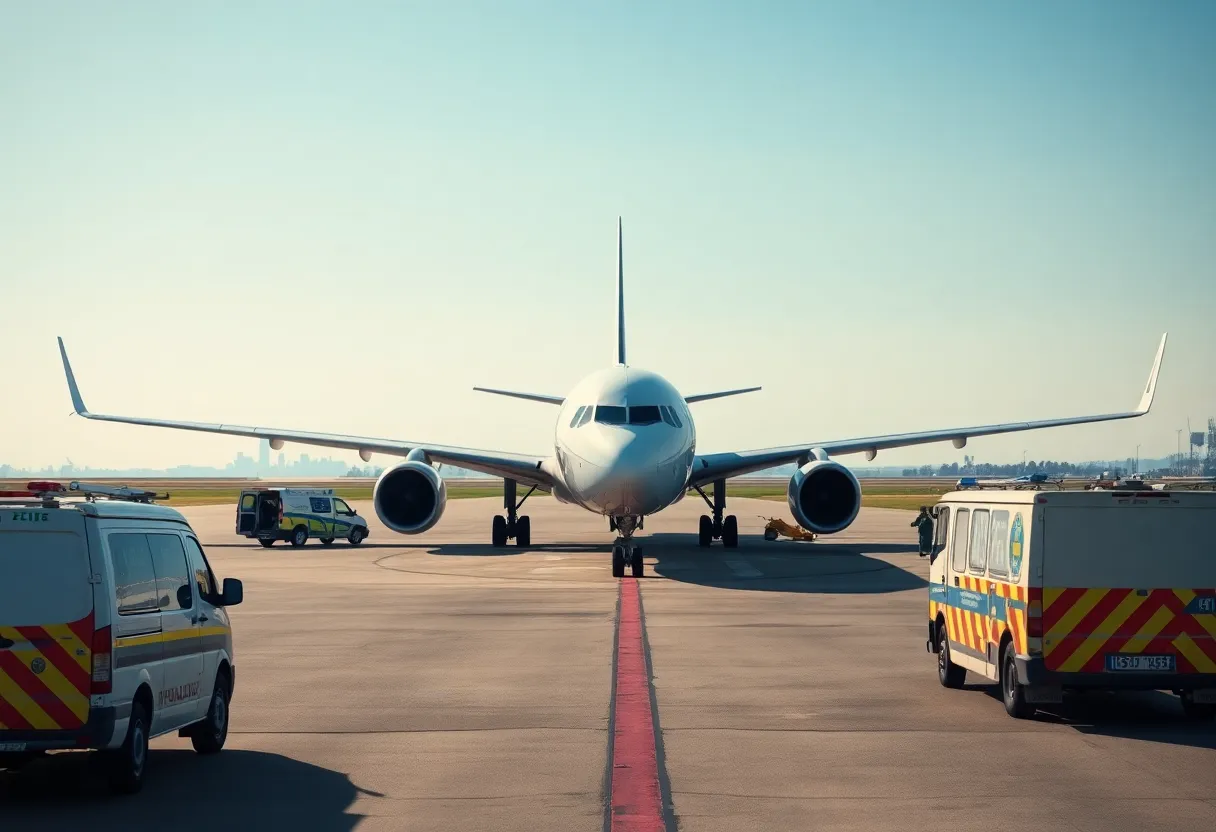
<box><xmin>760</xmin><ymin>516</ymin><xmax>817</xmax><ymax>542</ymax></box>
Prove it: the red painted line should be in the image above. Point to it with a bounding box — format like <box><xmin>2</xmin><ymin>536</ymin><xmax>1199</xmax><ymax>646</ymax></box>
<box><xmin>610</xmin><ymin>578</ymin><xmax>664</xmax><ymax>832</ymax></box>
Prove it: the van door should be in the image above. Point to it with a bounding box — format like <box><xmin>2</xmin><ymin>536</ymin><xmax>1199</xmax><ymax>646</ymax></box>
<box><xmin>0</xmin><ymin>511</ymin><xmax>94</xmax><ymax>732</ymax></box>
<box><xmin>106</xmin><ymin>532</ymin><xmax>166</xmax><ymax>730</ymax></box>
<box><xmin>310</xmin><ymin>496</ymin><xmax>334</xmax><ymax>538</ymax></box>
<box><xmin>237</xmin><ymin>492</ymin><xmax>257</xmax><ymax>535</ymax></box>
<box><xmin>1042</xmin><ymin>502</ymin><xmax>1216</xmax><ymax>676</ymax></box>
<box><xmin>257</xmin><ymin>493</ymin><xmax>281</xmax><ymax>534</ymax></box>
<box><xmin>147</xmin><ymin>532</ymin><xmax>203</xmax><ymax>730</ymax></box>
<box><xmin>183</xmin><ymin>536</ymin><xmax>223</xmax><ymax>720</ymax></box>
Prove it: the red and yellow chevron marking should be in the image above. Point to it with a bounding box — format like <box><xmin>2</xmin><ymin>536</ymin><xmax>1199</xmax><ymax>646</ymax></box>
<box><xmin>0</xmin><ymin>614</ymin><xmax>92</xmax><ymax>731</ymax></box>
<box><xmin>1043</xmin><ymin>588</ymin><xmax>1216</xmax><ymax>673</ymax></box>
<box><xmin>930</xmin><ymin>576</ymin><xmax>1028</xmax><ymax>658</ymax></box>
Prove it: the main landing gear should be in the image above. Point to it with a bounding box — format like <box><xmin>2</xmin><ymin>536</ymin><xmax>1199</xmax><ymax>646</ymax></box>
<box><xmin>491</xmin><ymin>478</ymin><xmax>535</xmax><ymax>547</ymax></box>
<box><xmin>610</xmin><ymin>516</ymin><xmax>644</xmax><ymax>578</ymax></box>
<box><xmin>694</xmin><ymin>478</ymin><xmax>738</xmax><ymax>548</ymax></box>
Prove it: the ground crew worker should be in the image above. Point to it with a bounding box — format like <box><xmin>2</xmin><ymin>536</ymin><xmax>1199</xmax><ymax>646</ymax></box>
<box><xmin>911</xmin><ymin>506</ymin><xmax>934</xmax><ymax>557</ymax></box>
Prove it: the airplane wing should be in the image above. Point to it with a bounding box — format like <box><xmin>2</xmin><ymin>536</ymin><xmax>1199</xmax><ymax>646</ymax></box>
<box><xmin>58</xmin><ymin>339</ymin><xmax>555</xmax><ymax>488</ymax></box>
<box><xmin>689</xmin><ymin>333</ymin><xmax>1167</xmax><ymax>488</ymax></box>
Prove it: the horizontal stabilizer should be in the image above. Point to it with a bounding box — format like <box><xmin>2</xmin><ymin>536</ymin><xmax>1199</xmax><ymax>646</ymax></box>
<box><xmin>685</xmin><ymin>386</ymin><xmax>761</xmax><ymax>404</ymax></box>
<box><xmin>472</xmin><ymin>387</ymin><xmax>565</xmax><ymax>406</ymax></box>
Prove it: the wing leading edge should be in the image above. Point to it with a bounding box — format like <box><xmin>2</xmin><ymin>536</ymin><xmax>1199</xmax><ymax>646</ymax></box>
<box><xmin>58</xmin><ymin>339</ymin><xmax>555</xmax><ymax>488</ymax></box>
<box><xmin>691</xmin><ymin>333</ymin><xmax>1167</xmax><ymax>487</ymax></box>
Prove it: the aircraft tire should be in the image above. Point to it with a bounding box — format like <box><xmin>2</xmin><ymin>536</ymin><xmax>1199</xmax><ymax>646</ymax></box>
<box><xmin>630</xmin><ymin>547</ymin><xmax>643</xmax><ymax>577</ymax></box>
<box><xmin>611</xmin><ymin>545</ymin><xmax>626</xmax><ymax>578</ymax></box>
<box><xmin>492</xmin><ymin>515</ymin><xmax>508</xmax><ymax>547</ymax></box>
<box><xmin>722</xmin><ymin>515</ymin><xmax>739</xmax><ymax>548</ymax></box>
<box><xmin>698</xmin><ymin>515</ymin><xmax>713</xmax><ymax>547</ymax></box>
<box><xmin>515</xmin><ymin>516</ymin><xmax>531</xmax><ymax>547</ymax></box>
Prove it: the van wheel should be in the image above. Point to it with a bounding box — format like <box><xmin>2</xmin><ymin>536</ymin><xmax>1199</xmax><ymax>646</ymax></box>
<box><xmin>937</xmin><ymin>625</ymin><xmax>966</xmax><ymax>689</ymax></box>
<box><xmin>319</xmin><ymin>537</ymin><xmax>335</xmax><ymax>546</ymax></box>
<box><xmin>105</xmin><ymin>700</ymin><xmax>149</xmax><ymax>794</ymax></box>
<box><xmin>348</xmin><ymin>528</ymin><xmax>365</xmax><ymax>545</ymax></box>
<box><xmin>290</xmin><ymin>526</ymin><xmax>308</xmax><ymax>547</ymax></box>
<box><xmin>1002</xmin><ymin>644</ymin><xmax>1033</xmax><ymax>719</ymax></box>
<box><xmin>258</xmin><ymin>539</ymin><xmax>275</xmax><ymax>548</ymax></box>
<box><xmin>191</xmin><ymin>672</ymin><xmax>231</xmax><ymax>754</ymax></box>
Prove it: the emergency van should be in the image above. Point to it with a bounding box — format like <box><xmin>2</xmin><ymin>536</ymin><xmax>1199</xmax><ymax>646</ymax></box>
<box><xmin>927</xmin><ymin>482</ymin><xmax>1216</xmax><ymax>719</ymax></box>
<box><xmin>0</xmin><ymin>481</ymin><xmax>243</xmax><ymax>792</ymax></box>
<box><xmin>236</xmin><ymin>487</ymin><xmax>369</xmax><ymax>548</ymax></box>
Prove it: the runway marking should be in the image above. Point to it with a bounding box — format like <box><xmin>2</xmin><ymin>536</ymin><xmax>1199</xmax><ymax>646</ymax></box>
<box><xmin>607</xmin><ymin>579</ymin><xmax>670</xmax><ymax>832</ymax></box>
<box><xmin>724</xmin><ymin>558</ymin><xmax>762</xmax><ymax>578</ymax></box>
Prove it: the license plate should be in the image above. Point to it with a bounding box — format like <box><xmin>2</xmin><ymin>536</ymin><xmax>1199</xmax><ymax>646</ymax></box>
<box><xmin>0</xmin><ymin>742</ymin><xmax>27</xmax><ymax>752</ymax></box>
<box><xmin>1105</xmin><ymin>653</ymin><xmax>1175</xmax><ymax>672</ymax></box>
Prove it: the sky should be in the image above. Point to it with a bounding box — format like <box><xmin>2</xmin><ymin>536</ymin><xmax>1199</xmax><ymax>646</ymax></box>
<box><xmin>2</xmin><ymin>2</ymin><xmax>1214</xmax><ymax>472</ymax></box>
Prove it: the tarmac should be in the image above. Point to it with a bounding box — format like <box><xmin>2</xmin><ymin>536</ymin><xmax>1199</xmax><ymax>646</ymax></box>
<box><xmin>3</xmin><ymin>495</ymin><xmax>1214</xmax><ymax>831</ymax></box>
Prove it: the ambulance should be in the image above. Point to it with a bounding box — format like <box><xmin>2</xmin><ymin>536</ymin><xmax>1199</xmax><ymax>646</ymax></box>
<box><xmin>926</xmin><ymin>482</ymin><xmax>1216</xmax><ymax>719</ymax></box>
<box><xmin>236</xmin><ymin>486</ymin><xmax>369</xmax><ymax>548</ymax></box>
<box><xmin>0</xmin><ymin>481</ymin><xmax>244</xmax><ymax>792</ymax></box>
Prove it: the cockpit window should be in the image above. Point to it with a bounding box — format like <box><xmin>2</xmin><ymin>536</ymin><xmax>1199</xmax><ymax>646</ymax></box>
<box><xmin>667</xmin><ymin>405</ymin><xmax>683</xmax><ymax>428</ymax></box>
<box><xmin>594</xmin><ymin>405</ymin><xmax>627</xmax><ymax>425</ymax></box>
<box><xmin>569</xmin><ymin>405</ymin><xmax>586</xmax><ymax>428</ymax></box>
<box><xmin>577</xmin><ymin>405</ymin><xmax>594</xmax><ymax>427</ymax></box>
<box><xmin>628</xmin><ymin>405</ymin><xmax>662</xmax><ymax>425</ymax></box>
<box><xmin>659</xmin><ymin>405</ymin><xmax>675</xmax><ymax>427</ymax></box>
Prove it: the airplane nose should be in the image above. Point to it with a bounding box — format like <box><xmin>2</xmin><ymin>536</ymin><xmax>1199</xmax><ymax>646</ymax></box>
<box><xmin>575</xmin><ymin>427</ymin><xmax>670</xmax><ymax>514</ymax></box>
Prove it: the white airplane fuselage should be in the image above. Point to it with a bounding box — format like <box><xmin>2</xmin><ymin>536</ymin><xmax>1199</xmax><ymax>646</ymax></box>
<box><xmin>551</xmin><ymin>365</ymin><xmax>695</xmax><ymax>518</ymax></box>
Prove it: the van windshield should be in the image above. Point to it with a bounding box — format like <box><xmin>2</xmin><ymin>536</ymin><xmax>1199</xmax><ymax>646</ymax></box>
<box><xmin>0</xmin><ymin>529</ymin><xmax>92</xmax><ymax>626</ymax></box>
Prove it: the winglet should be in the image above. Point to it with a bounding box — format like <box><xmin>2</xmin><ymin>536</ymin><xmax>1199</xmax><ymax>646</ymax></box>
<box><xmin>616</xmin><ymin>217</ymin><xmax>626</xmax><ymax>366</ymax></box>
<box><xmin>1136</xmin><ymin>333</ymin><xmax>1167</xmax><ymax>413</ymax></box>
<box><xmin>58</xmin><ymin>337</ymin><xmax>90</xmax><ymax>415</ymax></box>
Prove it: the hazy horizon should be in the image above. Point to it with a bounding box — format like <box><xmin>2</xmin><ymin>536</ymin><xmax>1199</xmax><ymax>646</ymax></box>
<box><xmin>3</xmin><ymin>2</ymin><xmax>1213</xmax><ymax>471</ymax></box>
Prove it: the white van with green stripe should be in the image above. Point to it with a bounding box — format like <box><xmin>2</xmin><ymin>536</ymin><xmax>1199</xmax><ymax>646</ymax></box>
<box><xmin>237</xmin><ymin>487</ymin><xmax>369</xmax><ymax>548</ymax></box>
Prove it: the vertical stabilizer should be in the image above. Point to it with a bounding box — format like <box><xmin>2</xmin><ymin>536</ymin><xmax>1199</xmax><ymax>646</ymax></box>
<box><xmin>616</xmin><ymin>217</ymin><xmax>626</xmax><ymax>365</ymax></box>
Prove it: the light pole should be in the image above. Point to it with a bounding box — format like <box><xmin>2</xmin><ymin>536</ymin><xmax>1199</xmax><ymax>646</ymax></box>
<box><xmin>1135</xmin><ymin>444</ymin><xmax>1141</xmax><ymax>475</ymax></box>
<box><xmin>1022</xmin><ymin>450</ymin><xmax>1027</xmax><ymax>473</ymax></box>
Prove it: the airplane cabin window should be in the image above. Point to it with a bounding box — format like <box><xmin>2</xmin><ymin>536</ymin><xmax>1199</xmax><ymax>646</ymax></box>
<box><xmin>569</xmin><ymin>405</ymin><xmax>586</xmax><ymax>428</ymax></box>
<box><xmin>628</xmin><ymin>405</ymin><xmax>662</xmax><ymax>425</ymax></box>
<box><xmin>594</xmin><ymin>405</ymin><xmax>627</xmax><ymax>425</ymax></box>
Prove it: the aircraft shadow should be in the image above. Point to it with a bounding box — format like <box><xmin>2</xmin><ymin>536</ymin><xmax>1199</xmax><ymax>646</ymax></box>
<box><xmin>0</xmin><ymin>749</ymin><xmax>373</xmax><ymax>831</ymax></box>
<box><xmin>645</xmin><ymin>533</ymin><xmax>928</xmax><ymax>594</ymax></box>
<box><xmin>967</xmin><ymin>684</ymin><xmax>1216</xmax><ymax>750</ymax></box>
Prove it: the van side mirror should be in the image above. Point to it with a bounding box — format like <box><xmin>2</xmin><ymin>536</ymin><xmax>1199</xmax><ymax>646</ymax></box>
<box><xmin>219</xmin><ymin>578</ymin><xmax>244</xmax><ymax>607</ymax></box>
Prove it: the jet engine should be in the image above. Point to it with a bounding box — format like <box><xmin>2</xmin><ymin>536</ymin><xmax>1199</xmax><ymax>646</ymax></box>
<box><xmin>787</xmin><ymin>459</ymin><xmax>861</xmax><ymax>535</ymax></box>
<box><xmin>373</xmin><ymin>461</ymin><xmax>447</xmax><ymax>534</ymax></box>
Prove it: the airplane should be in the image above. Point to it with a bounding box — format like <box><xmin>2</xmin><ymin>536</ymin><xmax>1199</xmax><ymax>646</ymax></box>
<box><xmin>56</xmin><ymin>220</ymin><xmax>1168</xmax><ymax>578</ymax></box>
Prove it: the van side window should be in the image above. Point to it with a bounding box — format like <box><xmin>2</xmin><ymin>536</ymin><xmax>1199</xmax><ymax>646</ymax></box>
<box><xmin>968</xmin><ymin>509</ymin><xmax>990</xmax><ymax>573</ymax></box>
<box><xmin>240</xmin><ymin>494</ymin><xmax>256</xmax><ymax>510</ymax></box>
<box><xmin>950</xmin><ymin>509</ymin><xmax>970</xmax><ymax>573</ymax></box>
<box><xmin>109</xmin><ymin>533</ymin><xmax>159</xmax><ymax>615</ymax></box>
<box><xmin>184</xmin><ymin>536</ymin><xmax>217</xmax><ymax>602</ymax></box>
<box><xmin>310</xmin><ymin>497</ymin><xmax>332</xmax><ymax>513</ymax></box>
<box><xmin>931</xmin><ymin>507</ymin><xmax>949</xmax><ymax>563</ymax></box>
<box><xmin>148</xmin><ymin>533</ymin><xmax>192</xmax><ymax>610</ymax></box>
<box><xmin>986</xmin><ymin>510</ymin><xmax>1011</xmax><ymax>576</ymax></box>
<box><xmin>334</xmin><ymin>498</ymin><xmax>352</xmax><ymax>515</ymax></box>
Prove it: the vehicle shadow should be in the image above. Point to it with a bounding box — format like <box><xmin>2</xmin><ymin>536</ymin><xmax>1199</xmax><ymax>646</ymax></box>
<box><xmin>0</xmin><ymin>749</ymin><xmax>374</xmax><ymax>831</ymax></box>
<box><xmin>646</xmin><ymin>533</ymin><xmax>928</xmax><ymax>594</ymax></box>
<box><xmin>971</xmin><ymin>684</ymin><xmax>1216</xmax><ymax>750</ymax></box>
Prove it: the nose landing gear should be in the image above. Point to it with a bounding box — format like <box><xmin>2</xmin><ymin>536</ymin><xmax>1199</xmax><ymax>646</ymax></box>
<box><xmin>610</xmin><ymin>516</ymin><xmax>644</xmax><ymax>578</ymax></box>
<box><xmin>491</xmin><ymin>478</ymin><xmax>535</xmax><ymax>547</ymax></box>
<box><xmin>694</xmin><ymin>479</ymin><xmax>738</xmax><ymax>547</ymax></box>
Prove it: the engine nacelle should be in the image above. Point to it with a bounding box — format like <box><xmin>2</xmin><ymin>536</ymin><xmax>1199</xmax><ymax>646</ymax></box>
<box><xmin>787</xmin><ymin>459</ymin><xmax>861</xmax><ymax>535</ymax></box>
<box><xmin>373</xmin><ymin>461</ymin><xmax>447</xmax><ymax>534</ymax></box>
